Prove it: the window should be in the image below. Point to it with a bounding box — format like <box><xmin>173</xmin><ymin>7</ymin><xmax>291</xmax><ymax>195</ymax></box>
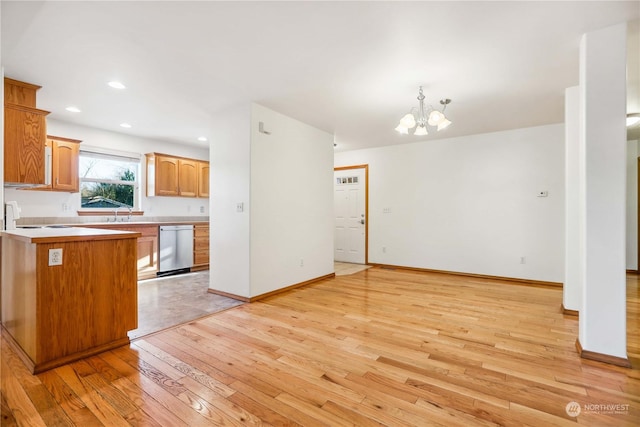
<box><xmin>79</xmin><ymin>149</ymin><xmax>141</xmax><ymax>210</ymax></box>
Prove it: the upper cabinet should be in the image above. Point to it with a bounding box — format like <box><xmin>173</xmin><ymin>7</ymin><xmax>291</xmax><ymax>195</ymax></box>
<box><xmin>48</xmin><ymin>136</ymin><xmax>82</xmax><ymax>192</ymax></box>
<box><xmin>4</xmin><ymin>78</ymin><xmax>50</xmax><ymax>185</ymax></box>
<box><xmin>197</xmin><ymin>161</ymin><xmax>210</xmax><ymax>198</ymax></box>
<box><xmin>178</xmin><ymin>158</ymin><xmax>198</xmax><ymax>197</ymax></box>
<box><xmin>146</xmin><ymin>153</ymin><xmax>209</xmax><ymax>198</ymax></box>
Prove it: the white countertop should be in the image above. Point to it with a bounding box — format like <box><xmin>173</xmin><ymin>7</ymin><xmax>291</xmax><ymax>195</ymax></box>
<box><xmin>2</xmin><ymin>227</ymin><xmax>140</xmax><ymax>244</ymax></box>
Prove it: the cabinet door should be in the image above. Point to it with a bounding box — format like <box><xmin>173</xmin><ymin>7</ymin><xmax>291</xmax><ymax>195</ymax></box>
<box><xmin>156</xmin><ymin>155</ymin><xmax>179</xmax><ymax>196</ymax></box>
<box><xmin>178</xmin><ymin>159</ymin><xmax>198</xmax><ymax>197</ymax></box>
<box><xmin>193</xmin><ymin>224</ymin><xmax>210</xmax><ymax>270</ymax></box>
<box><xmin>51</xmin><ymin>139</ymin><xmax>80</xmax><ymax>192</ymax></box>
<box><xmin>198</xmin><ymin>161</ymin><xmax>210</xmax><ymax>198</ymax></box>
<box><xmin>4</xmin><ymin>105</ymin><xmax>48</xmax><ymax>184</ymax></box>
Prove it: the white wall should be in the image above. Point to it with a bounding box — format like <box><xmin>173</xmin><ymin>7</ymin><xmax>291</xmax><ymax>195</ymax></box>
<box><xmin>335</xmin><ymin>124</ymin><xmax>565</xmax><ymax>283</ymax></box>
<box><xmin>209</xmin><ymin>104</ymin><xmax>252</xmax><ymax>298</ymax></box>
<box><xmin>4</xmin><ymin>119</ymin><xmax>210</xmax><ymax>219</ymax></box>
<box><xmin>564</xmin><ymin>86</ymin><xmax>581</xmax><ymax>311</ymax></box>
<box><xmin>209</xmin><ymin>103</ymin><xmax>334</xmax><ymax>299</ymax></box>
<box><xmin>578</xmin><ymin>23</ymin><xmax>627</xmax><ymax>359</ymax></box>
<box><xmin>250</xmin><ymin>104</ymin><xmax>334</xmax><ymax>296</ymax></box>
<box><xmin>627</xmin><ymin>139</ymin><xmax>639</xmax><ymax>270</ymax></box>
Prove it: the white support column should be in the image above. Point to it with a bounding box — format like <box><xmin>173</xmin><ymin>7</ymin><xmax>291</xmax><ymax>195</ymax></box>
<box><xmin>563</xmin><ymin>86</ymin><xmax>581</xmax><ymax>314</ymax></box>
<box><xmin>578</xmin><ymin>22</ymin><xmax>629</xmax><ymax>365</ymax></box>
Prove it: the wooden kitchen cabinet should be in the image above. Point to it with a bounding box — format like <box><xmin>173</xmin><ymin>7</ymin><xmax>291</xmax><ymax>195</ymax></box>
<box><xmin>178</xmin><ymin>158</ymin><xmax>198</xmax><ymax>197</ymax></box>
<box><xmin>83</xmin><ymin>223</ymin><xmax>159</xmax><ymax>280</ymax></box>
<box><xmin>192</xmin><ymin>223</ymin><xmax>210</xmax><ymax>271</ymax></box>
<box><xmin>4</xmin><ymin>103</ymin><xmax>49</xmax><ymax>185</ymax></box>
<box><xmin>198</xmin><ymin>161</ymin><xmax>210</xmax><ymax>198</ymax></box>
<box><xmin>4</xmin><ymin>77</ymin><xmax>39</xmax><ymax>107</ymax></box>
<box><xmin>49</xmin><ymin>136</ymin><xmax>81</xmax><ymax>192</ymax></box>
<box><xmin>1</xmin><ymin>228</ymin><xmax>139</xmax><ymax>373</ymax></box>
<box><xmin>27</xmin><ymin>136</ymin><xmax>81</xmax><ymax>192</ymax></box>
<box><xmin>153</xmin><ymin>154</ymin><xmax>179</xmax><ymax>196</ymax></box>
<box><xmin>4</xmin><ymin>78</ymin><xmax>50</xmax><ymax>185</ymax></box>
<box><xmin>146</xmin><ymin>153</ymin><xmax>207</xmax><ymax>198</ymax></box>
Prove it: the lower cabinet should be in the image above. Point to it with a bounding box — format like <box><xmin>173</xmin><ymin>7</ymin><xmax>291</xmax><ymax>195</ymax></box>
<box><xmin>83</xmin><ymin>224</ymin><xmax>159</xmax><ymax>280</ymax></box>
<box><xmin>193</xmin><ymin>223</ymin><xmax>210</xmax><ymax>271</ymax></box>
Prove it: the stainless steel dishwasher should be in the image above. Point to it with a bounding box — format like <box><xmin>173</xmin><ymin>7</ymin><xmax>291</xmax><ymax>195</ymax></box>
<box><xmin>158</xmin><ymin>225</ymin><xmax>194</xmax><ymax>276</ymax></box>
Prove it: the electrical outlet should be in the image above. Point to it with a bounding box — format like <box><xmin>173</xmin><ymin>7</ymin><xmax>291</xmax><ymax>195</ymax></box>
<box><xmin>49</xmin><ymin>248</ymin><xmax>63</xmax><ymax>266</ymax></box>
<box><xmin>520</xmin><ymin>256</ymin><xmax>526</xmax><ymax>264</ymax></box>
<box><xmin>382</xmin><ymin>246</ymin><xmax>387</xmax><ymax>253</ymax></box>
<box><xmin>200</xmin><ymin>206</ymin><xmax>205</xmax><ymax>214</ymax></box>
<box><xmin>237</xmin><ymin>202</ymin><xmax>244</xmax><ymax>213</ymax></box>
<box><xmin>300</xmin><ymin>258</ymin><xmax>304</xmax><ymax>267</ymax></box>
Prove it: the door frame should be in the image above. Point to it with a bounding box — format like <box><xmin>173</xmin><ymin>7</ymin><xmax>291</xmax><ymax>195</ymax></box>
<box><xmin>334</xmin><ymin>164</ymin><xmax>369</xmax><ymax>264</ymax></box>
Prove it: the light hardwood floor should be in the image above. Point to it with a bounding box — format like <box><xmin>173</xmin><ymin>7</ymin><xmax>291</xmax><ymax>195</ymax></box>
<box><xmin>2</xmin><ymin>268</ymin><xmax>639</xmax><ymax>426</ymax></box>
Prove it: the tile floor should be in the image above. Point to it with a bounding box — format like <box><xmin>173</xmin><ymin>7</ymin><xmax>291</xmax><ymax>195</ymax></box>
<box><xmin>128</xmin><ymin>271</ymin><xmax>243</xmax><ymax>340</ymax></box>
<box><xmin>129</xmin><ymin>262</ymin><xmax>371</xmax><ymax>339</ymax></box>
<box><xmin>334</xmin><ymin>261</ymin><xmax>372</xmax><ymax>276</ymax></box>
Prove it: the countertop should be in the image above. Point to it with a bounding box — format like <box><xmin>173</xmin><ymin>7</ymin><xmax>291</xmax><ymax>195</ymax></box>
<box><xmin>15</xmin><ymin>220</ymin><xmax>209</xmax><ymax>228</ymax></box>
<box><xmin>2</xmin><ymin>227</ymin><xmax>141</xmax><ymax>244</ymax></box>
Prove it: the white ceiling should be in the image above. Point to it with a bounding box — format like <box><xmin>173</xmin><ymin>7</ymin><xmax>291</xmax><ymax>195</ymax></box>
<box><xmin>2</xmin><ymin>1</ymin><xmax>639</xmax><ymax>151</ymax></box>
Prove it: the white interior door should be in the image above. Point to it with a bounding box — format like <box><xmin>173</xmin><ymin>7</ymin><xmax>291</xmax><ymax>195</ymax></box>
<box><xmin>334</xmin><ymin>168</ymin><xmax>366</xmax><ymax>264</ymax></box>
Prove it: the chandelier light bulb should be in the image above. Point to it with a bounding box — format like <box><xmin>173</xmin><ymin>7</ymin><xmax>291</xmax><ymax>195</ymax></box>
<box><xmin>395</xmin><ymin>124</ymin><xmax>409</xmax><ymax>134</ymax></box>
<box><xmin>437</xmin><ymin>118</ymin><xmax>452</xmax><ymax>131</ymax></box>
<box><xmin>400</xmin><ymin>113</ymin><xmax>416</xmax><ymax>129</ymax></box>
<box><xmin>414</xmin><ymin>126</ymin><xmax>428</xmax><ymax>136</ymax></box>
<box><xmin>428</xmin><ymin>110</ymin><xmax>445</xmax><ymax>126</ymax></box>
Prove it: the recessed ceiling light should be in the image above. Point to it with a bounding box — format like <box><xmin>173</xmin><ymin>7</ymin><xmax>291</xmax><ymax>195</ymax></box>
<box><xmin>65</xmin><ymin>106</ymin><xmax>81</xmax><ymax>113</ymax></box>
<box><xmin>197</xmin><ymin>136</ymin><xmax>208</xmax><ymax>142</ymax></box>
<box><xmin>108</xmin><ymin>81</ymin><xmax>126</xmax><ymax>89</ymax></box>
<box><xmin>120</xmin><ymin>123</ymin><xmax>132</xmax><ymax>128</ymax></box>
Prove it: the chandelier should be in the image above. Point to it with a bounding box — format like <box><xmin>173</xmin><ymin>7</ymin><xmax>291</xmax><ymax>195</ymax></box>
<box><xmin>395</xmin><ymin>86</ymin><xmax>452</xmax><ymax>136</ymax></box>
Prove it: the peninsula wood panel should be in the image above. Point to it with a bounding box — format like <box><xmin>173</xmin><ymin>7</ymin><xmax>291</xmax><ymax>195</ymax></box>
<box><xmin>82</xmin><ymin>223</ymin><xmax>159</xmax><ymax>280</ymax></box>
<box><xmin>1</xmin><ymin>232</ymin><xmax>139</xmax><ymax>373</ymax></box>
<box><xmin>3</xmin><ymin>268</ymin><xmax>639</xmax><ymax>426</ymax></box>
<box><xmin>1</xmin><ymin>238</ymin><xmax>37</xmax><ymax>359</ymax></box>
<box><xmin>35</xmin><ymin>239</ymin><xmax>137</xmax><ymax>364</ymax></box>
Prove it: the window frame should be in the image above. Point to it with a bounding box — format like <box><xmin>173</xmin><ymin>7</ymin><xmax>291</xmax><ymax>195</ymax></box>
<box><xmin>78</xmin><ymin>147</ymin><xmax>142</xmax><ymax>213</ymax></box>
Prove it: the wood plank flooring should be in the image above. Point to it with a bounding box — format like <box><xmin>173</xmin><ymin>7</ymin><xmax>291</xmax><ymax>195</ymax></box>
<box><xmin>2</xmin><ymin>267</ymin><xmax>639</xmax><ymax>426</ymax></box>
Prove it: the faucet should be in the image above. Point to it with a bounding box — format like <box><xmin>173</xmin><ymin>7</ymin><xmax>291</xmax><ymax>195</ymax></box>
<box><xmin>114</xmin><ymin>207</ymin><xmax>125</xmax><ymax>222</ymax></box>
<box><xmin>127</xmin><ymin>207</ymin><xmax>133</xmax><ymax>222</ymax></box>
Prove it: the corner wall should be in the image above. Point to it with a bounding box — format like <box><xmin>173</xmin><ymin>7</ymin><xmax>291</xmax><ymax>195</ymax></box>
<box><xmin>208</xmin><ymin>103</ymin><xmax>334</xmax><ymax>299</ymax></box>
<box><xmin>250</xmin><ymin>104</ymin><xmax>334</xmax><ymax>296</ymax></box>
<box><xmin>209</xmin><ymin>104</ymin><xmax>252</xmax><ymax>298</ymax></box>
<box><xmin>335</xmin><ymin>123</ymin><xmax>565</xmax><ymax>283</ymax></box>
<box><xmin>627</xmin><ymin>139</ymin><xmax>639</xmax><ymax>271</ymax></box>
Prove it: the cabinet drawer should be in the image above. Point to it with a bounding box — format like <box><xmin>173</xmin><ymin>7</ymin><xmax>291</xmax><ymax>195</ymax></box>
<box><xmin>194</xmin><ymin>226</ymin><xmax>209</xmax><ymax>237</ymax></box>
<box><xmin>194</xmin><ymin>251</ymin><xmax>209</xmax><ymax>265</ymax></box>
<box><xmin>194</xmin><ymin>239</ymin><xmax>209</xmax><ymax>251</ymax></box>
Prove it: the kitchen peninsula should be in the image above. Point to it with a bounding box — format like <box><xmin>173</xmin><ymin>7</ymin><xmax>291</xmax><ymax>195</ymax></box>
<box><xmin>1</xmin><ymin>227</ymin><xmax>141</xmax><ymax>373</ymax></box>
